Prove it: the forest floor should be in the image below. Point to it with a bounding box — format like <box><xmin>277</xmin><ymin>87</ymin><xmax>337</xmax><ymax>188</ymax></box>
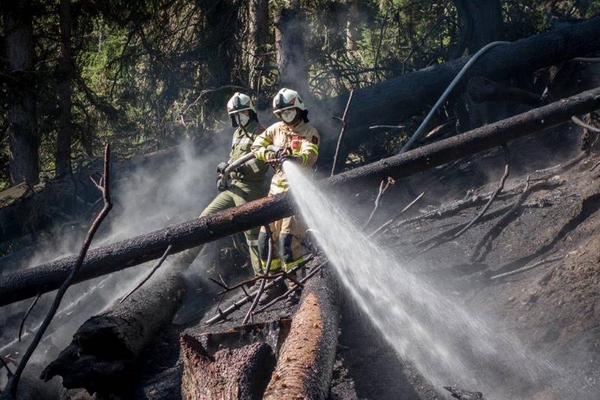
<box><xmin>328</xmin><ymin>126</ymin><xmax>600</xmax><ymax>399</ymax></box>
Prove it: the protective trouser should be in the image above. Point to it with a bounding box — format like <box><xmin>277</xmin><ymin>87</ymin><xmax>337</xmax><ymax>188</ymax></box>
<box><xmin>257</xmin><ymin>214</ymin><xmax>310</xmax><ymax>273</ymax></box>
<box><xmin>176</xmin><ymin>186</ymin><xmax>262</xmax><ymax>275</ymax></box>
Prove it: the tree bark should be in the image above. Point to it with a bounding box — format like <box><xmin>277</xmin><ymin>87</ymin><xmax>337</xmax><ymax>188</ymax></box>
<box><xmin>263</xmin><ymin>267</ymin><xmax>339</xmax><ymax>400</ymax></box>
<box><xmin>467</xmin><ymin>76</ymin><xmax>544</xmax><ymax>105</ymax></box>
<box><xmin>315</xmin><ymin>16</ymin><xmax>600</xmax><ymax>163</ymax></box>
<box><xmin>180</xmin><ymin>338</ymin><xmax>276</xmax><ymax>400</ymax></box>
<box><xmin>3</xmin><ymin>0</ymin><xmax>40</xmax><ymax>186</ymax></box>
<box><xmin>247</xmin><ymin>0</ymin><xmax>269</xmax><ymax>91</ymax></box>
<box><xmin>55</xmin><ymin>0</ymin><xmax>73</xmax><ymax>178</ymax></box>
<box><xmin>200</xmin><ymin>0</ymin><xmax>240</xmax><ymax>89</ymax></box>
<box><xmin>274</xmin><ymin>3</ymin><xmax>310</xmax><ymax>98</ymax></box>
<box><xmin>2</xmin><ymin>85</ymin><xmax>600</xmax><ymax>306</ymax></box>
<box><xmin>40</xmin><ymin>268</ymin><xmax>186</xmax><ymax>395</ymax></box>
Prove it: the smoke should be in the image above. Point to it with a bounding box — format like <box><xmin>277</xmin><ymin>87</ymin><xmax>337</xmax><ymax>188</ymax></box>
<box><xmin>0</xmin><ymin>132</ymin><xmax>233</xmax><ymax>390</ymax></box>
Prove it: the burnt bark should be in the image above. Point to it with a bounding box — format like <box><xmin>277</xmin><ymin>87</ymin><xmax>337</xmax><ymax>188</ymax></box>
<box><xmin>316</xmin><ymin>16</ymin><xmax>600</xmax><ymax>163</ymax></box>
<box><xmin>40</xmin><ymin>269</ymin><xmax>185</xmax><ymax>395</ymax></box>
<box><xmin>467</xmin><ymin>76</ymin><xmax>544</xmax><ymax>105</ymax></box>
<box><xmin>180</xmin><ymin>337</ymin><xmax>275</xmax><ymax>400</ymax></box>
<box><xmin>2</xmin><ymin>86</ymin><xmax>600</xmax><ymax>306</ymax></box>
<box><xmin>3</xmin><ymin>0</ymin><xmax>40</xmax><ymax>185</ymax></box>
<box><xmin>263</xmin><ymin>267</ymin><xmax>339</xmax><ymax>400</ymax></box>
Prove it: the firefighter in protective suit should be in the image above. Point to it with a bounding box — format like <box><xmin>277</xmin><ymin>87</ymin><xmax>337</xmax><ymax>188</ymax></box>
<box><xmin>177</xmin><ymin>93</ymin><xmax>268</xmax><ymax>275</ymax></box>
<box><xmin>251</xmin><ymin>88</ymin><xmax>320</xmax><ymax>303</ymax></box>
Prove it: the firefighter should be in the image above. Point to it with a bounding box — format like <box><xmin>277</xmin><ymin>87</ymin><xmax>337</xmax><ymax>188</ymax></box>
<box><xmin>177</xmin><ymin>92</ymin><xmax>268</xmax><ymax>276</ymax></box>
<box><xmin>251</xmin><ymin>88</ymin><xmax>320</xmax><ymax>303</ymax></box>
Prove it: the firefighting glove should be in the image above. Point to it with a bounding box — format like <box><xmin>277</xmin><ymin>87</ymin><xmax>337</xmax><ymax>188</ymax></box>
<box><xmin>216</xmin><ymin>175</ymin><xmax>228</xmax><ymax>192</ymax></box>
<box><xmin>265</xmin><ymin>150</ymin><xmax>282</xmax><ymax>167</ymax></box>
<box><xmin>216</xmin><ymin>162</ymin><xmax>229</xmax><ymax>174</ymax></box>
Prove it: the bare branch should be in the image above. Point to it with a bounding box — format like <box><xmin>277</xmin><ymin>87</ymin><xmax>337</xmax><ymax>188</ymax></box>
<box><xmin>119</xmin><ymin>245</ymin><xmax>173</xmax><ymax>304</ymax></box>
<box><xmin>363</xmin><ymin>177</ymin><xmax>395</xmax><ymax>229</ymax></box>
<box><xmin>19</xmin><ymin>293</ymin><xmax>42</xmax><ymax>342</ymax></box>
<box><xmin>3</xmin><ymin>143</ymin><xmax>113</xmax><ymax>399</ymax></box>
<box><xmin>452</xmin><ymin>144</ymin><xmax>510</xmax><ymax>239</ymax></box>
<box><xmin>331</xmin><ymin>90</ymin><xmax>354</xmax><ymax>176</ymax></box>
<box><xmin>369</xmin><ymin>191</ymin><xmax>425</xmax><ymax>238</ymax></box>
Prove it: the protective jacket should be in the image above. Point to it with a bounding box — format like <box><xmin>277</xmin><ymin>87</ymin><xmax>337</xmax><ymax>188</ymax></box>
<box><xmin>226</xmin><ymin>120</ymin><xmax>269</xmax><ymax>193</ymax></box>
<box><xmin>176</xmin><ymin>120</ymin><xmax>267</xmax><ymax>276</ymax></box>
<box><xmin>252</xmin><ymin>120</ymin><xmax>320</xmax><ymax>273</ymax></box>
<box><xmin>252</xmin><ymin>120</ymin><xmax>320</xmax><ymax>195</ymax></box>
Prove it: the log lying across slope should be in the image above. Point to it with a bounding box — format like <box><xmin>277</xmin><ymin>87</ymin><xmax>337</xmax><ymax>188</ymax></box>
<box><xmin>316</xmin><ymin>16</ymin><xmax>600</xmax><ymax>159</ymax></box>
<box><xmin>1</xmin><ymin>86</ymin><xmax>600</xmax><ymax>306</ymax></box>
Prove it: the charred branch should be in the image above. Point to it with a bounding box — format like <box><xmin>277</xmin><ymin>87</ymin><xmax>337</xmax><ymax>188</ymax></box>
<box><xmin>2</xmin><ymin>87</ymin><xmax>600</xmax><ymax>307</ymax></box>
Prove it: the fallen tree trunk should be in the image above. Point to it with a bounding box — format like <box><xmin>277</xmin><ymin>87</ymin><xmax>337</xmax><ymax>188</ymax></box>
<box><xmin>317</xmin><ymin>16</ymin><xmax>600</xmax><ymax>161</ymax></box>
<box><xmin>180</xmin><ymin>339</ymin><xmax>275</xmax><ymax>400</ymax></box>
<box><xmin>180</xmin><ymin>319</ymin><xmax>290</xmax><ymax>399</ymax></box>
<box><xmin>2</xmin><ymin>86</ymin><xmax>600</xmax><ymax>307</ymax></box>
<box><xmin>40</xmin><ymin>268</ymin><xmax>186</xmax><ymax>395</ymax></box>
<box><xmin>263</xmin><ymin>267</ymin><xmax>339</xmax><ymax>400</ymax></box>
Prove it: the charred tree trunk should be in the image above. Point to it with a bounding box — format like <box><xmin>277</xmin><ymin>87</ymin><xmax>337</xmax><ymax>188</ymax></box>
<box><xmin>247</xmin><ymin>0</ymin><xmax>269</xmax><ymax>91</ymax></box>
<box><xmin>274</xmin><ymin>2</ymin><xmax>310</xmax><ymax>98</ymax></box>
<box><xmin>3</xmin><ymin>0</ymin><xmax>39</xmax><ymax>186</ymax></box>
<box><xmin>467</xmin><ymin>76</ymin><xmax>544</xmax><ymax>105</ymax></box>
<box><xmin>263</xmin><ymin>267</ymin><xmax>339</xmax><ymax>400</ymax></box>
<box><xmin>55</xmin><ymin>0</ymin><xmax>73</xmax><ymax>178</ymax></box>
<box><xmin>317</xmin><ymin>16</ymin><xmax>600</xmax><ymax>163</ymax></box>
<box><xmin>40</xmin><ymin>269</ymin><xmax>186</xmax><ymax>395</ymax></box>
<box><xmin>2</xmin><ymin>86</ymin><xmax>600</xmax><ymax>306</ymax></box>
<box><xmin>180</xmin><ymin>338</ymin><xmax>275</xmax><ymax>400</ymax></box>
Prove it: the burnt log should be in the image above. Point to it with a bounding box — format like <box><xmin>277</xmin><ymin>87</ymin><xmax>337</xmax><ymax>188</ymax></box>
<box><xmin>467</xmin><ymin>76</ymin><xmax>544</xmax><ymax>105</ymax></box>
<box><xmin>179</xmin><ymin>319</ymin><xmax>290</xmax><ymax>399</ymax></box>
<box><xmin>2</xmin><ymin>86</ymin><xmax>600</xmax><ymax>307</ymax></box>
<box><xmin>180</xmin><ymin>337</ymin><xmax>275</xmax><ymax>400</ymax></box>
<box><xmin>263</xmin><ymin>267</ymin><xmax>339</xmax><ymax>399</ymax></box>
<box><xmin>40</xmin><ymin>268</ymin><xmax>185</xmax><ymax>395</ymax></box>
<box><xmin>316</xmin><ymin>16</ymin><xmax>600</xmax><ymax>161</ymax></box>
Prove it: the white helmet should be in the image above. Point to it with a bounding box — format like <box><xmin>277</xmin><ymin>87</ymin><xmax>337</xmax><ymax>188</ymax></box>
<box><xmin>227</xmin><ymin>92</ymin><xmax>256</xmax><ymax>115</ymax></box>
<box><xmin>272</xmin><ymin>88</ymin><xmax>306</xmax><ymax>115</ymax></box>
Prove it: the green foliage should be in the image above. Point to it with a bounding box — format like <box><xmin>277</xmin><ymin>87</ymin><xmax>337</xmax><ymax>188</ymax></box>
<box><xmin>2</xmin><ymin>0</ymin><xmax>600</xmax><ymax>187</ymax></box>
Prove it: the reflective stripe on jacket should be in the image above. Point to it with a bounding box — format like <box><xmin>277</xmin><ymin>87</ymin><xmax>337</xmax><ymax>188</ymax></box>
<box><xmin>252</xmin><ymin>120</ymin><xmax>320</xmax><ymax>195</ymax></box>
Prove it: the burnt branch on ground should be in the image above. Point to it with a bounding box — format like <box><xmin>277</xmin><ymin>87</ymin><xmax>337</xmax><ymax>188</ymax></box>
<box><xmin>453</xmin><ymin>144</ymin><xmax>511</xmax><ymax>239</ymax></box>
<box><xmin>363</xmin><ymin>177</ymin><xmax>395</xmax><ymax>229</ymax></box>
